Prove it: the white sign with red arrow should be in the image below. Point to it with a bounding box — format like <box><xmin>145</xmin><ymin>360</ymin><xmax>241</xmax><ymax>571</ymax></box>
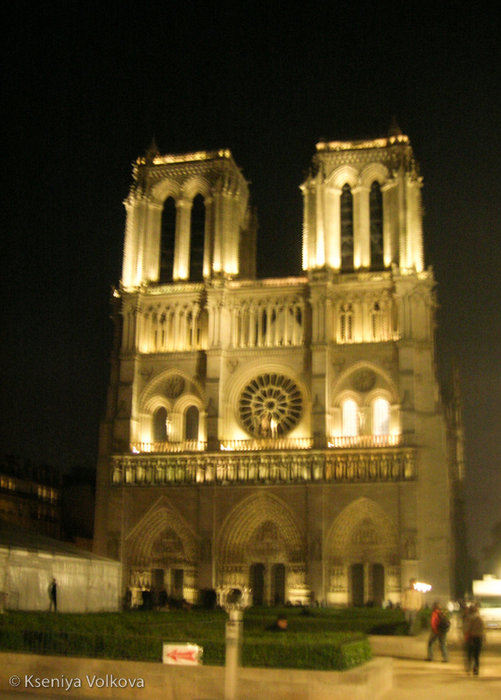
<box><xmin>162</xmin><ymin>643</ymin><xmax>203</xmax><ymax>665</ymax></box>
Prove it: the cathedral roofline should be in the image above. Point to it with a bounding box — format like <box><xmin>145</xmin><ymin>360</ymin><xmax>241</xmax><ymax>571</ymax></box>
<box><xmin>135</xmin><ymin>148</ymin><xmax>234</xmax><ymax>166</ymax></box>
<box><xmin>315</xmin><ymin>134</ymin><xmax>410</xmax><ymax>153</ymax></box>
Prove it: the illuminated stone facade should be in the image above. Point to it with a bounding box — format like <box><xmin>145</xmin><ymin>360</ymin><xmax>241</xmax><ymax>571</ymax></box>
<box><xmin>94</xmin><ymin>134</ymin><xmax>463</xmax><ymax>606</ymax></box>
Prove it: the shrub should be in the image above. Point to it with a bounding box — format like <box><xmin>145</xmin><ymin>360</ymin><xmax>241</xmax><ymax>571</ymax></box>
<box><xmin>0</xmin><ymin>608</ymin><xmax>392</xmax><ymax>669</ymax></box>
<box><xmin>242</xmin><ymin>633</ymin><xmax>371</xmax><ymax>670</ymax></box>
<box><xmin>244</xmin><ymin>606</ymin><xmax>406</xmax><ymax>636</ymax></box>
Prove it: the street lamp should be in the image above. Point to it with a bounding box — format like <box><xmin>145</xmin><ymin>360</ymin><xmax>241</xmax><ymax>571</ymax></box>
<box><xmin>220</xmin><ymin>586</ymin><xmax>251</xmax><ymax>700</ymax></box>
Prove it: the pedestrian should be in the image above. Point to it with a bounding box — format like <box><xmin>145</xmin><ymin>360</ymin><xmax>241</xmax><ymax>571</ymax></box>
<box><xmin>464</xmin><ymin>604</ymin><xmax>485</xmax><ymax>676</ymax></box>
<box><xmin>48</xmin><ymin>578</ymin><xmax>57</xmax><ymax>612</ymax></box>
<box><xmin>402</xmin><ymin>578</ymin><xmax>423</xmax><ymax>634</ymax></box>
<box><xmin>426</xmin><ymin>601</ymin><xmax>449</xmax><ymax>662</ymax></box>
<box><xmin>460</xmin><ymin>600</ymin><xmax>471</xmax><ymax>663</ymax></box>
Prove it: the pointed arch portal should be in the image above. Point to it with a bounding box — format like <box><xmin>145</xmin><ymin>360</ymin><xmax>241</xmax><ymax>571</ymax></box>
<box><xmin>125</xmin><ymin>498</ymin><xmax>199</xmax><ymax>605</ymax></box>
<box><xmin>218</xmin><ymin>493</ymin><xmax>308</xmax><ymax>605</ymax></box>
<box><xmin>327</xmin><ymin>498</ymin><xmax>399</xmax><ymax>606</ymax></box>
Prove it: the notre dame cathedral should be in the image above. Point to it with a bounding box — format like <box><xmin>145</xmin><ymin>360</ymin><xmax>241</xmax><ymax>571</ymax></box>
<box><xmin>94</xmin><ymin>129</ymin><xmax>465</xmax><ymax>607</ymax></box>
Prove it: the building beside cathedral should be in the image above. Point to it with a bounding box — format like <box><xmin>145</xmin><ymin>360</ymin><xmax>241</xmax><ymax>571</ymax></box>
<box><xmin>94</xmin><ymin>130</ymin><xmax>464</xmax><ymax>607</ymax></box>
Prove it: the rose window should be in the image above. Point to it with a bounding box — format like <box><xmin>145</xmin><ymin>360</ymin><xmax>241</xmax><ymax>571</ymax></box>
<box><xmin>238</xmin><ymin>374</ymin><xmax>303</xmax><ymax>437</ymax></box>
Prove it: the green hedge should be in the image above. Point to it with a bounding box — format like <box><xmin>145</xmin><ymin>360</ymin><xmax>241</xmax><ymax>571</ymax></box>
<box><xmin>0</xmin><ymin>608</ymin><xmax>395</xmax><ymax>669</ymax></box>
<box><xmin>243</xmin><ymin>633</ymin><xmax>371</xmax><ymax>670</ymax></box>
<box><xmin>0</xmin><ymin>627</ymin><xmax>368</xmax><ymax>670</ymax></box>
<box><xmin>244</xmin><ymin>606</ymin><xmax>408</xmax><ymax>635</ymax></box>
<box><xmin>0</xmin><ymin>607</ymin><xmax>407</xmax><ymax>637</ymax></box>
<box><xmin>0</xmin><ymin>627</ymin><xmax>163</xmax><ymax>662</ymax></box>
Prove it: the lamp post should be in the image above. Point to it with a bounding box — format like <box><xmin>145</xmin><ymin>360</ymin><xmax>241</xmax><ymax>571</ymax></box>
<box><xmin>221</xmin><ymin>586</ymin><xmax>250</xmax><ymax>700</ymax></box>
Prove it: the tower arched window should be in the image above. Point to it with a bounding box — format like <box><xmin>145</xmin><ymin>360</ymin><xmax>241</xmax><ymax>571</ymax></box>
<box><xmin>153</xmin><ymin>407</ymin><xmax>168</xmax><ymax>442</ymax></box>
<box><xmin>340</xmin><ymin>303</ymin><xmax>353</xmax><ymax>342</ymax></box>
<box><xmin>185</xmin><ymin>405</ymin><xmax>199</xmax><ymax>441</ymax></box>
<box><xmin>160</xmin><ymin>197</ymin><xmax>176</xmax><ymax>282</ymax></box>
<box><xmin>373</xmin><ymin>397</ymin><xmax>390</xmax><ymax>436</ymax></box>
<box><xmin>342</xmin><ymin>399</ymin><xmax>359</xmax><ymax>436</ymax></box>
<box><xmin>189</xmin><ymin>194</ymin><xmax>205</xmax><ymax>281</ymax></box>
<box><xmin>185</xmin><ymin>310</ymin><xmax>193</xmax><ymax>348</ymax></box>
<box><xmin>340</xmin><ymin>184</ymin><xmax>354</xmax><ymax>271</ymax></box>
<box><xmin>369</xmin><ymin>181</ymin><xmax>384</xmax><ymax>270</ymax></box>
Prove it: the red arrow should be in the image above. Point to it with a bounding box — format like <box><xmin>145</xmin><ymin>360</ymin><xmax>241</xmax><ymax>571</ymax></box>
<box><xmin>167</xmin><ymin>648</ymin><xmax>198</xmax><ymax>662</ymax></box>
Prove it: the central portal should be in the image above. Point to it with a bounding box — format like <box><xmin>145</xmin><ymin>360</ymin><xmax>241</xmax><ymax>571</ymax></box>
<box><xmin>351</xmin><ymin>563</ymin><xmax>364</xmax><ymax>606</ymax></box>
<box><xmin>271</xmin><ymin>563</ymin><xmax>285</xmax><ymax>605</ymax></box>
<box><xmin>250</xmin><ymin>563</ymin><xmax>265</xmax><ymax>605</ymax></box>
<box><xmin>250</xmin><ymin>562</ymin><xmax>286</xmax><ymax>605</ymax></box>
<box><xmin>350</xmin><ymin>562</ymin><xmax>385</xmax><ymax>605</ymax></box>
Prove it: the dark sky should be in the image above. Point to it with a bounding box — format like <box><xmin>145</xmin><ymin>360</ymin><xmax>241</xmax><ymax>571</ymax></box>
<box><xmin>2</xmin><ymin>3</ymin><xmax>500</xmax><ymax>566</ymax></box>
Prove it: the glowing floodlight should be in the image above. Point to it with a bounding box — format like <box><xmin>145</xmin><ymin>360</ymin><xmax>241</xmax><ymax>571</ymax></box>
<box><xmin>413</xmin><ymin>581</ymin><xmax>432</xmax><ymax>593</ymax></box>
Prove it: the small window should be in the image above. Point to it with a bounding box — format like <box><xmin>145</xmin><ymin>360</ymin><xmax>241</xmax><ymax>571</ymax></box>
<box><xmin>190</xmin><ymin>195</ymin><xmax>205</xmax><ymax>281</ymax></box>
<box><xmin>340</xmin><ymin>303</ymin><xmax>353</xmax><ymax>342</ymax></box>
<box><xmin>185</xmin><ymin>405</ymin><xmax>199</xmax><ymax>441</ymax></box>
<box><xmin>342</xmin><ymin>399</ymin><xmax>358</xmax><ymax>436</ymax></box>
<box><xmin>373</xmin><ymin>398</ymin><xmax>390</xmax><ymax>435</ymax></box>
<box><xmin>340</xmin><ymin>184</ymin><xmax>354</xmax><ymax>271</ymax></box>
<box><xmin>369</xmin><ymin>182</ymin><xmax>384</xmax><ymax>269</ymax></box>
<box><xmin>160</xmin><ymin>197</ymin><xmax>176</xmax><ymax>282</ymax></box>
<box><xmin>153</xmin><ymin>407</ymin><xmax>168</xmax><ymax>442</ymax></box>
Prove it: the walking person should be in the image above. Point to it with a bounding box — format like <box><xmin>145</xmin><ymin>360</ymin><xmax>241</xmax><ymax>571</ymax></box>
<box><xmin>460</xmin><ymin>601</ymin><xmax>472</xmax><ymax>669</ymax></box>
<box><xmin>464</xmin><ymin>604</ymin><xmax>485</xmax><ymax>675</ymax></box>
<box><xmin>426</xmin><ymin>601</ymin><xmax>449</xmax><ymax>662</ymax></box>
<box><xmin>48</xmin><ymin>578</ymin><xmax>57</xmax><ymax>612</ymax></box>
<box><xmin>402</xmin><ymin>578</ymin><xmax>423</xmax><ymax>635</ymax></box>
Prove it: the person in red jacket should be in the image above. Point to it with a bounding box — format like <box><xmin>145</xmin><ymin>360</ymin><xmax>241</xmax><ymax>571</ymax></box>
<box><xmin>426</xmin><ymin>601</ymin><xmax>449</xmax><ymax>662</ymax></box>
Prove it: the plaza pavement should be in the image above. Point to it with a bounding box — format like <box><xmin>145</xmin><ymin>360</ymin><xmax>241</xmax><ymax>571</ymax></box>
<box><xmin>371</xmin><ymin>628</ymin><xmax>501</xmax><ymax>699</ymax></box>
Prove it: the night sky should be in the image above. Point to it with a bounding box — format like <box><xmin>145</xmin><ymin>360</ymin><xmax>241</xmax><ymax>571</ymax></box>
<box><xmin>2</xmin><ymin>3</ymin><xmax>500</xmax><ymax>566</ymax></box>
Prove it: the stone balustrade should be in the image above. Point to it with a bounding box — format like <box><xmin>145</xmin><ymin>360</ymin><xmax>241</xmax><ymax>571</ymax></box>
<box><xmin>112</xmin><ymin>447</ymin><xmax>415</xmax><ymax>486</ymax></box>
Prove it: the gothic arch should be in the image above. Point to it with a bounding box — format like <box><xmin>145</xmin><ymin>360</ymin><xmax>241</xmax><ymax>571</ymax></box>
<box><xmin>218</xmin><ymin>492</ymin><xmax>305</xmax><ymax>565</ymax></box>
<box><xmin>151</xmin><ymin>179</ymin><xmax>182</xmax><ymax>204</ymax></box>
<box><xmin>137</xmin><ymin>369</ymin><xmax>206</xmax><ymax>444</ymax></box>
<box><xmin>144</xmin><ymin>394</ymin><xmax>173</xmax><ymax>414</ymax></box>
<box><xmin>126</xmin><ymin>496</ymin><xmax>198</xmax><ymax>567</ymax></box>
<box><xmin>336</xmin><ymin>389</ymin><xmax>361</xmax><ymax>406</ymax></box>
<box><xmin>329</xmin><ymin>362</ymin><xmax>400</xmax><ymax>440</ymax></box>
<box><xmin>173</xmin><ymin>392</ymin><xmax>204</xmax><ymax>414</ymax></box>
<box><xmin>327</xmin><ymin>497</ymin><xmax>398</xmax><ymax>562</ymax></box>
<box><xmin>174</xmin><ymin>394</ymin><xmax>204</xmax><ymax>442</ymax></box>
<box><xmin>327</xmin><ymin>165</ymin><xmax>359</xmax><ymax>189</ymax></box>
<box><xmin>140</xmin><ymin>368</ymin><xmax>206</xmax><ymax>409</ymax></box>
<box><xmin>331</xmin><ymin>361</ymin><xmax>398</xmax><ymax>405</ymax></box>
<box><xmin>182</xmin><ymin>176</ymin><xmax>212</xmax><ymax>201</ymax></box>
<box><xmin>360</xmin><ymin>162</ymin><xmax>389</xmax><ymax>187</ymax></box>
